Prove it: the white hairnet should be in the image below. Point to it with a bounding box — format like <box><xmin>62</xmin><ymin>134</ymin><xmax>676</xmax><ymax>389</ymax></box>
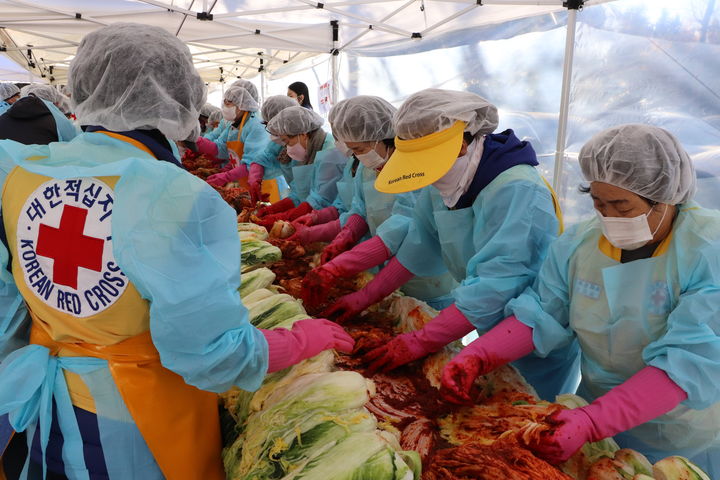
<box><xmin>579</xmin><ymin>124</ymin><xmax>696</xmax><ymax>205</ymax></box>
<box><xmin>261</xmin><ymin>95</ymin><xmax>297</xmax><ymax>123</ymax></box>
<box><xmin>267</xmin><ymin>106</ymin><xmax>324</xmax><ymax>136</ymax></box>
<box><xmin>208</xmin><ymin>110</ymin><xmax>222</xmax><ymax>124</ymax></box>
<box><xmin>230</xmin><ymin>79</ymin><xmax>259</xmax><ymax>103</ymax></box>
<box><xmin>224</xmin><ymin>86</ymin><xmax>259</xmax><ymax>112</ymax></box>
<box><xmin>0</xmin><ymin>83</ymin><xmax>20</xmax><ymax>101</ymax></box>
<box><xmin>199</xmin><ymin>103</ymin><xmax>218</xmax><ymax>118</ymax></box>
<box><xmin>21</xmin><ymin>84</ymin><xmax>63</xmax><ymax>105</ymax></box>
<box><xmin>329</xmin><ymin>95</ymin><xmax>396</xmax><ymax>143</ymax></box>
<box><xmin>69</xmin><ymin>23</ymin><xmax>206</xmax><ymax>141</ymax></box>
<box><xmin>394</xmin><ymin>88</ymin><xmax>498</xmax><ymax>140</ymax></box>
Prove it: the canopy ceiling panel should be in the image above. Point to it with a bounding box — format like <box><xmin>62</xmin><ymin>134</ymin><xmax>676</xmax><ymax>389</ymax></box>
<box><xmin>0</xmin><ymin>0</ymin><xmax>612</xmax><ymax>83</ymax></box>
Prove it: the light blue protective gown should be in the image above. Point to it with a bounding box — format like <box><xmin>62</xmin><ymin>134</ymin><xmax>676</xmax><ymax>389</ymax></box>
<box><xmin>0</xmin><ymin>101</ymin><xmax>10</xmax><ymax>116</ymax></box>
<box><xmin>214</xmin><ymin>112</ymin><xmax>268</xmax><ymax>164</ymax></box>
<box><xmin>203</xmin><ymin>119</ymin><xmax>230</xmax><ymax>141</ymax></box>
<box><xmin>332</xmin><ymin>160</ymin><xmax>358</xmax><ymax>218</ymax></box>
<box><xmin>396</xmin><ymin>164</ymin><xmax>580</xmax><ymax>400</ymax></box>
<box><xmin>506</xmin><ymin>203</ymin><xmax>720</xmax><ymax>476</ymax></box>
<box><xmin>0</xmin><ymin>133</ymin><xmax>268</xmax><ymax>477</ymax></box>
<box><xmin>288</xmin><ymin>134</ymin><xmax>348</xmax><ymax>209</ymax></box>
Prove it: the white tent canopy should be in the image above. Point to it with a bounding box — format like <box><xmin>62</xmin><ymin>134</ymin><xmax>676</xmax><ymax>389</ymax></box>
<box><xmin>0</xmin><ymin>0</ymin><xmax>611</xmax><ymax>84</ymax></box>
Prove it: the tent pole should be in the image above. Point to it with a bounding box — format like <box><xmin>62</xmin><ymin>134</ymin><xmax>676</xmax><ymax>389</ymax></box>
<box><xmin>552</xmin><ymin>5</ymin><xmax>579</xmax><ymax>191</ymax></box>
<box><xmin>331</xmin><ymin>20</ymin><xmax>340</xmax><ymax>103</ymax></box>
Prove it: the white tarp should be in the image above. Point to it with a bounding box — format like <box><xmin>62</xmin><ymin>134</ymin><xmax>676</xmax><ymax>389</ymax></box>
<box><xmin>0</xmin><ymin>0</ymin><xmax>612</xmax><ymax>83</ymax></box>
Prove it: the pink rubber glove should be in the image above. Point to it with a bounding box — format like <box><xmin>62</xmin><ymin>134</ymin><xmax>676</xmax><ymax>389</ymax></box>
<box><xmin>364</xmin><ymin>304</ymin><xmax>475</xmax><ymax>373</ymax></box>
<box><xmin>289</xmin><ymin>219</ymin><xmax>341</xmax><ymax>245</ymax></box>
<box><xmin>321</xmin><ymin>256</ymin><xmax>414</xmax><ymax>323</ymax></box>
<box><xmin>303</xmin><ymin>236</ymin><xmax>392</xmax><ymax>309</ymax></box>
<box><xmin>207</xmin><ymin>163</ymin><xmax>249</xmax><ymax>187</ymax></box>
<box><xmin>293</xmin><ymin>206</ymin><xmax>339</xmax><ymax>227</ymax></box>
<box><xmin>248</xmin><ymin>163</ymin><xmax>264</xmax><ymax>204</ymax></box>
<box><xmin>320</xmin><ymin>214</ymin><xmax>369</xmax><ymax>264</ymax></box>
<box><xmin>256</xmin><ymin>197</ymin><xmax>296</xmax><ymax>217</ymax></box>
<box><xmin>257</xmin><ymin>202</ymin><xmax>313</xmax><ymax>229</ymax></box>
<box><xmin>523</xmin><ymin>366</ymin><xmax>688</xmax><ymax>464</ymax></box>
<box><xmin>196</xmin><ymin>136</ymin><xmax>219</xmax><ymax>158</ymax></box>
<box><xmin>261</xmin><ymin>319</ymin><xmax>355</xmax><ymax>373</ymax></box>
<box><xmin>440</xmin><ymin>315</ymin><xmax>535</xmax><ymax>404</ymax></box>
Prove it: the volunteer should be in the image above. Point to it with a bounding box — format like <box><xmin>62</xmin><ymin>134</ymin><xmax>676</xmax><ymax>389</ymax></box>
<box><xmin>440</xmin><ymin>124</ymin><xmax>720</xmax><ymax>476</ymax></box>
<box><xmin>198</xmin><ymin>103</ymin><xmax>219</xmax><ymax>134</ymax></box>
<box><xmin>299</xmin><ymin>95</ymin><xmax>456</xmax><ymax>310</ymax></box>
<box><xmin>205</xmin><ymin>109</ymin><xmax>223</xmax><ymax>137</ymax></box>
<box><xmin>288</xmin><ymin>81</ymin><xmax>313</xmax><ymax>110</ymax></box>
<box><xmin>329</xmin><ymin>89</ymin><xmax>578</xmax><ymax>401</ymax></box>
<box><xmin>0</xmin><ymin>83</ymin><xmax>20</xmax><ymax>115</ymax></box>
<box><xmin>255</xmin><ymin>106</ymin><xmax>347</xmax><ymax>224</ymax></box>
<box><xmin>205</xmin><ymin>95</ymin><xmax>296</xmax><ymax>203</ymax></box>
<box><xmin>231</xmin><ymin>78</ymin><xmax>260</xmax><ymax>104</ymax></box>
<box><xmin>18</xmin><ymin>84</ymin><xmax>78</xmax><ymax>142</ymax></box>
<box><xmin>0</xmin><ymin>23</ymin><xmax>353</xmax><ymax>479</ymax></box>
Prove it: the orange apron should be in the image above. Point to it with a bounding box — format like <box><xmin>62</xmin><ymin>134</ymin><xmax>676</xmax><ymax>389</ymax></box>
<box><xmin>29</xmin><ymin>324</ymin><xmax>225</xmax><ymax>480</ymax></box>
<box><xmin>227</xmin><ymin>113</ymin><xmax>281</xmax><ymax>203</ymax></box>
<box><xmin>0</xmin><ymin>133</ymin><xmax>225</xmax><ymax>479</ymax></box>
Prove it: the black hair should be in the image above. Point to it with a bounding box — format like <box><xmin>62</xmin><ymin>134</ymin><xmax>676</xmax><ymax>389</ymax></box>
<box><xmin>463</xmin><ymin>131</ymin><xmax>475</xmax><ymax>145</ymax></box>
<box><xmin>578</xmin><ymin>184</ymin><xmax>658</xmax><ymax>205</ymax></box>
<box><xmin>288</xmin><ymin>81</ymin><xmax>313</xmax><ymax>109</ymax></box>
<box><xmin>381</xmin><ymin>138</ymin><xmax>395</xmax><ymax>149</ymax></box>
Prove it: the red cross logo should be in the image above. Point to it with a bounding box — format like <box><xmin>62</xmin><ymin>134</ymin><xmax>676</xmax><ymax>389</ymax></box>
<box><xmin>36</xmin><ymin>205</ymin><xmax>105</xmax><ymax>289</ymax></box>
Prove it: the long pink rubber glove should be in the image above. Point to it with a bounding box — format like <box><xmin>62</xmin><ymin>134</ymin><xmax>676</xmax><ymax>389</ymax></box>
<box><xmin>207</xmin><ymin>163</ymin><xmax>249</xmax><ymax>187</ymax></box>
<box><xmin>321</xmin><ymin>256</ymin><xmax>414</xmax><ymax>323</ymax></box>
<box><xmin>320</xmin><ymin>214</ymin><xmax>369</xmax><ymax>264</ymax></box>
<box><xmin>289</xmin><ymin>219</ymin><xmax>341</xmax><ymax>245</ymax></box>
<box><xmin>293</xmin><ymin>206</ymin><xmax>339</xmax><ymax>227</ymax></box>
<box><xmin>364</xmin><ymin>304</ymin><xmax>475</xmax><ymax>373</ymax></box>
<box><xmin>196</xmin><ymin>136</ymin><xmax>219</xmax><ymax>158</ymax></box>
<box><xmin>256</xmin><ymin>197</ymin><xmax>296</xmax><ymax>217</ymax></box>
<box><xmin>523</xmin><ymin>366</ymin><xmax>687</xmax><ymax>464</ymax></box>
<box><xmin>301</xmin><ymin>237</ymin><xmax>391</xmax><ymax>310</ymax></box>
<box><xmin>261</xmin><ymin>319</ymin><xmax>355</xmax><ymax>373</ymax></box>
<box><xmin>248</xmin><ymin>163</ymin><xmax>264</xmax><ymax>204</ymax></box>
<box><xmin>440</xmin><ymin>315</ymin><xmax>535</xmax><ymax>404</ymax></box>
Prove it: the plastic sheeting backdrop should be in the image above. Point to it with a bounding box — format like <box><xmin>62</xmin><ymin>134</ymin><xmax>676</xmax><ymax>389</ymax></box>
<box><xmin>265</xmin><ymin>0</ymin><xmax>719</xmax><ymax>224</ymax></box>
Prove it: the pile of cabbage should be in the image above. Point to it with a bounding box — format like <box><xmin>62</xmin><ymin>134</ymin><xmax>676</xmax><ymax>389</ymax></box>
<box><xmin>223</xmin><ymin>225</ymin><xmax>420</xmax><ymax>480</ymax></box>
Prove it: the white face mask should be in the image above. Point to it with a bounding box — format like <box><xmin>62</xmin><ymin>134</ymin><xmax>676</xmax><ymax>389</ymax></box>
<box><xmin>334</xmin><ymin>140</ymin><xmax>353</xmax><ymax>157</ymax></box>
<box><xmin>286</xmin><ymin>140</ymin><xmax>308</xmax><ymax>163</ymax></box>
<box><xmin>270</xmin><ymin>134</ymin><xmax>284</xmax><ymax>146</ymax></box>
<box><xmin>355</xmin><ymin>148</ymin><xmax>387</xmax><ymax>170</ymax></box>
<box><xmin>597</xmin><ymin>204</ymin><xmax>668</xmax><ymax>250</ymax></box>
<box><xmin>221</xmin><ymin>105</ymin><xmax>237</xmax><ymax>122</ymax></box>
<box><xmin>432</xmin><ymin>136</ymin><xmax>485</xmax><ymax>208</ymax></box>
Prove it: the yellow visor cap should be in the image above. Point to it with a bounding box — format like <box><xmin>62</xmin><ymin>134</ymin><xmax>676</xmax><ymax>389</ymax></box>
<box><xmin>375</xmin><ymin>120</ymin><xmax>466</xmax><ymax>194</ymax></box>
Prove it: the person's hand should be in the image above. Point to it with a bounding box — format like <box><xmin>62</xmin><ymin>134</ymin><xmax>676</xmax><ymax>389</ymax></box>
<box><xmin>301</xmin><ymin>265</ymin><xmax>342</xmax><ymax>308</ymax></box>
<box><xmin>262</xmin><ymin>319</ymin><xmax>355</xmax><ymax>372</ymax></box>
<box><xmin>439</xmin><ymin>354</ymin><xmax>486</xmax><ymax>404</ymax></box>
<box><xmin>293</xmin><ymin>212</ymin><xmax>317</xmax><ymax>227</ymax></box>
<box><xmin>207</xmin><ymin>172</ymin><xmax>231</xmax><ymax>187</ymax></box>
<box><xmin>320</xmin><ymin>236</ymin><xmax>354</xmax><ymax>264</ymax></box>
<box><xmin>518</xmin><ymin>409</ymin><xmax>593</xmax><ymax>464</ymax></box>
<box><xmin>363</xmin><ymin>333</ymin><xmax>429</xmax><ymax>374</ymax></box>
<box><xmin>321</xmin><ymin>290</ymin><xmax>373</xmax><ymax>324</ymax></box>
<box><xmin>256</xmin><ymin>197</ymin><xmax>295</xmax><ymax>217</ymax></box>
<box><xmin>248</xmin><ymin>180</ymin><xmax>262</xmax><ymax>204</ymax></box>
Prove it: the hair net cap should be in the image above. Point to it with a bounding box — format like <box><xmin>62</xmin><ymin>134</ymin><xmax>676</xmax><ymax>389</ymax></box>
<box><xmin>0</xmin><ymin>83</ymin><xmax>20</xmax><ymax>101</ymax></box>
<box><xmin>199</xmin><ymin>103</ymin><xmax>218</xmax><ymax>118</ymax></box>
<box><xmin>267</xmin><ymin>106</ymin><xmax>324</xmax><ymax>136</ymax></box>
<box><xmin>208</xmin><ymin>110</ymin><xmax>222</xmax><ymax>124</ymax></box>
<box><xmin>21</xmin><ymin>84</ymin><xmax>63</xmax><ymax>105</ymax></box>
<box><xmin>230</xmin><ymin>79</ymin><xmax>259</xmax><ymax>103</ymax></box>
<box><xmin>394</xmin><ymin>88</ymin><xmax>498</xmax><ymax>140</ymax></box>
<box><xmin>329</xmin><ymin>95</ymin><xmax>397</xmax><ymax>143</ymax></box>
<box><xmin>69</xmin><ymin>23</ymin><xmax>206</xmax><ymax>141</ymax></box>
<box><xmin>224</xmin><ymin>86</ymin><xmax>259</xmax><ymax>112</ymax></box>
<box><xmin>579</xmin><ymin>124</ymin><xmax>696</xmax><ymax>205</ymax></box>
<box><xmin>261</xmin><ymin>95</ymin><xmax>297</xmax><ymax>123</ymax></box>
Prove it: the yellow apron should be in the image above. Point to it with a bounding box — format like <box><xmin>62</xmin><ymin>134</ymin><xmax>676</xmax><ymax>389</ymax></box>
<box><xmin>0</xmin><ymin>132</ymin><xmax>225</xmax><ymax>479</ymax></box>
<box><xmin>227</xmin><ymin>113</ymin><xmax>281</xmax><ymax>203</ymax></box>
